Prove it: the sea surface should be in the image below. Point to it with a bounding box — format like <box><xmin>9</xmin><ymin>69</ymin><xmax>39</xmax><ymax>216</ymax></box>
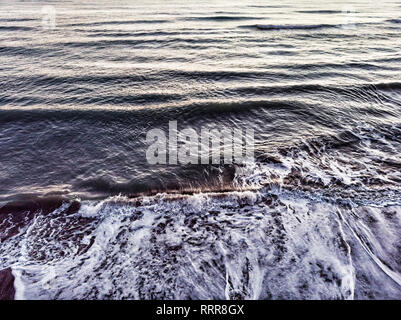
<box><xmin>0</xmin><ymin>0</ymin><xmax>401</xmax><ymax>299</ymax></box>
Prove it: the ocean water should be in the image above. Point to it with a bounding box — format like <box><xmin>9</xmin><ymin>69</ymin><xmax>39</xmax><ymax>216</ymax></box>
<box><xmin>0</xmin><ymin>0</ymin><xmax>401</xmax><ymax>299</ymax></box>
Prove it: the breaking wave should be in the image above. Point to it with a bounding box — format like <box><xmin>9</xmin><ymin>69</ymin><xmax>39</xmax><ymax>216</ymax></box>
<box><xmin>1</xmin><ymin>124</ymin><xmax>400</xmax><ymax>299</ymax></box>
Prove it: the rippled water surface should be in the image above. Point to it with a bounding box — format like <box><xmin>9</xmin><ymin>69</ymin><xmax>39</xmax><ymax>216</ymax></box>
<box><xmin>0</xmin><ymin>0</ymin><xmax>400</xmax><ymax>299</ymax></box>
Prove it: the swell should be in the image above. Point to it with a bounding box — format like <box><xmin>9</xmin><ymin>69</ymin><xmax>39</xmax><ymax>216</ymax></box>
<box><xmin>2</xmin><ymin>70</ymin><xmax>399</xmax><ymax>93</ymax></box>
<box><xmin>387</xmin><ymin>19</ymin><xmax>401</xmax><ymax>24</ymax></box>
<box><xmin>62</xmin><ymin>19</ymin><xmax>170</xmax><ymax>27</ymax></box>
<box><xmin>0</xmin><ymin>100</ymin><xmax>309</xmax><ymax>123</ymax></box>
<box><xmin>180</xmin><ymin>16</ymin><xmax>265</xmax><ymax>22</ymax></box>
<box><xmin>84</xmin><ymin>30</ymin><xmax>221</xmax><ymax>38</ymax></box>
<box><xmin>0</xmin><ymin>18</ymin><xmax>36</xmax><ymax>22</ymax></box>
<box><xmin>296</xmin><ymin>10</ymin><xmax>343</xmax><ymax>14</ymax></box>
<box><xmin>254</xmin><ymin>23</ymin><xmax>341</xmax><ymax>31</ymax></box>
<box><xmin>249</xmin><ymin>21</ymin><xmax>380</xmax><ymax>31</ymax></box>
<box><xmin>1</xmin><ymin>80</ymin><xmax>399</xmax><ymax>110</ymax></box>
<box><xmin>0</xmin><ymin>26</ymin><xmax>34</xmax><ymax>31</ymax></box>
<box><xmin>0</xmin><ymin>46</ymin><xmax>61</xmax><ymax>57</ymax></box>
<box><xmin>230</xmin><ymin>82</ymin><xmax>401</xmax><ymax>96</ymax></box>
<box><xmin>0</xmin><ymin>93</ymin><xmax>184</xmax><ymax>107</ymax></box>
<box><xmin>57</xmin><ymin>37</ymin><xmax>228</xmax><ymax>48</ymax></box>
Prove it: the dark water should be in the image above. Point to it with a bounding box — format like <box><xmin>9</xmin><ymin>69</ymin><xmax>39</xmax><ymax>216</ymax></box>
<box><xmin>0</xmin><ymin>0</ymin><xmax>401</xmax><ymax>299</ymax></box>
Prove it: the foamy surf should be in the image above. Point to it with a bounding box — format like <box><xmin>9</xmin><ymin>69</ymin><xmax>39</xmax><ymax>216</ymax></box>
<box><xmin>1</xmin><ymin>171</ymin><xmax>400</xmax><ymax>299</ymax></box>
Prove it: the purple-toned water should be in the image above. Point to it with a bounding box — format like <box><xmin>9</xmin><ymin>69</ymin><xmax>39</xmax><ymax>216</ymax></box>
<box><xmin>0</xmin><ymin>0</ymin><xmax>400</xmax><ymax>299</ymax></box>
